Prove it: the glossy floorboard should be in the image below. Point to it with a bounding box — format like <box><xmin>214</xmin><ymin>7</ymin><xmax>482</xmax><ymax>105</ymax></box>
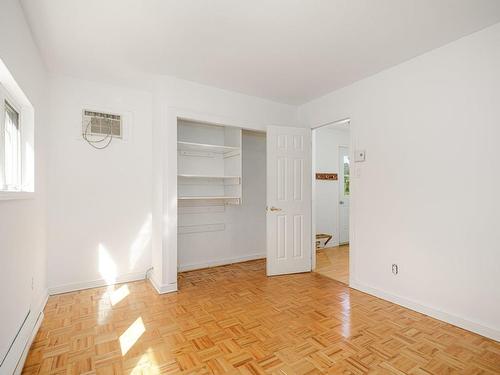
<box><xmin>315</xmin><ymin>245</ymin><xmax>349</xmax><ymax>284</ymax></box>
<box><xmin>23</xmin><ymin>260</ymin><xmax>500</xmax><ymax>374</ymax></box>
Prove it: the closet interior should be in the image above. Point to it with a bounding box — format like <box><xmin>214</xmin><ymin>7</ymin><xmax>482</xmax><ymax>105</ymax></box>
<box><xmin>177</xmin><ymin>119</ymin><xmax>266</xmax><ymax>273</ymax></box>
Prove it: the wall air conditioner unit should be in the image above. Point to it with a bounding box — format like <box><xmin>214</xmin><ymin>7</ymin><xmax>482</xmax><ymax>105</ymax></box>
<box><xmin>82</xmin><ymin>110</ymin><xmax>122</xmax><ymax>138</ymax></box>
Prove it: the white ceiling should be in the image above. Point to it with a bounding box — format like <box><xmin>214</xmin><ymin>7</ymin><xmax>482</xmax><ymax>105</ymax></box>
<box><xmin>21</xmin><ymin>0</ymin><xmax>500</xmax><ymax>104</ymax></box>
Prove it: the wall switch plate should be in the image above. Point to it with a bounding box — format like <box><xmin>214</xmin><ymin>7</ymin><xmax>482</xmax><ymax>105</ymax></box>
<box><xmin>354</xmin><ymin>150</ymin><xmax>366</xmax><ymax>162</ymax></box>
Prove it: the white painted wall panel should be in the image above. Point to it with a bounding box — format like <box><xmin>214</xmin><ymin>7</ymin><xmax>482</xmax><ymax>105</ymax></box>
<box><xmin>47</xmin><ymin>76</ymin><xmax>153</xmax><ymax>291</ymax></box>
<box><xmin>300</xmin><ymin>23</ymin><xmax>500</xmax><ymax>340</ymax></box>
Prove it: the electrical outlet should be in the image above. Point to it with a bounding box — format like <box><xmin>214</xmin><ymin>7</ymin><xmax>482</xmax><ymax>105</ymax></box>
<box><xmin>392</xmin><ymin>264</ymin><xmax>398</xmax><ymax>275</ymax></box>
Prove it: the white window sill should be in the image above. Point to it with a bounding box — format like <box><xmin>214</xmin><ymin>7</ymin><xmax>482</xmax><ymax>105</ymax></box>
<box><xmin>0</xmin><ymin>191</ymin><xmax>35</xmax><ymax>200</ymax></box>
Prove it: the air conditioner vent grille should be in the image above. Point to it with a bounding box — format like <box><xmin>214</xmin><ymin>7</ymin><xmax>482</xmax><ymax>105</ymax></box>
<box><xmin>82</xmin><ymin>110</ymin><xmax>122</xmax><ymax>138</ymax></box>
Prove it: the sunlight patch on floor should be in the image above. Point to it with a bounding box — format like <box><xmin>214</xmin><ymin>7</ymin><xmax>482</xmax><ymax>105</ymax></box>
<box><xmin>97</xmin><ymin>287</ymin><xmax>112</xmax><ymax>325</ymax></box>
<box><xmin>120</xmin><ymin>317</ymin><xmax>146</xmax><ymax>356</ymax></box>
<box><xmin>97</xmin><ymin>284</ymin><xmax>130</xmax><ymax>325</ymax></box>
<box><xmin>129</xmin><ymin>348</ymin><xmax>160</xmax><ymax>375</ymax></box>
<box><xmin>110</xmin><ymin>284</ymin><xmax>130</xmax><ymax>306</ymax></box>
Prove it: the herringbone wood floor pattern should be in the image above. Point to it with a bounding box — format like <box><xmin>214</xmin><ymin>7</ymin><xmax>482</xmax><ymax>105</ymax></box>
<box><xmin>23</xmin><ymin>260</ymin><xmax>500</xmax><ymax>374</ymax></box>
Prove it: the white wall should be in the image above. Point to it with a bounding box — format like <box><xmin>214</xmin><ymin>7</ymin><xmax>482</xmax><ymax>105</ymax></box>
<box><xmin>47</xmin><ymin>75</ymin><xmax>153</xmax><ymax>293</ymax></box>
<box><xmin>314</xmin><ymin>127</ymin><xmax>349</xmax><ymax>246</ymax></box>
<box><xmin>0</xmin><ymin>0</ymin><xmax>48</xmax><ymax>373</ymax></box>
<box><xmin>44</xmin><ymin>73</ymin><xmax>295</xmax><ymax>295</ymax></box>
<box><xmin>299</xmin><ymin>23</ymin><xmax>500</xmax><ymax>340</ymax></box>
<box><xmin>160</xmin><ymin>76</ymin><xmax>300</xmax><ymax>131</ymax></box>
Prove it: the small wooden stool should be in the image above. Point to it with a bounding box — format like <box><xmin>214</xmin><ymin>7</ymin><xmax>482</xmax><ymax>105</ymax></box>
<box><xmin>316</xmin><ymin>233</ymin><xmax>333</xmax><ymax>249</ymax></box>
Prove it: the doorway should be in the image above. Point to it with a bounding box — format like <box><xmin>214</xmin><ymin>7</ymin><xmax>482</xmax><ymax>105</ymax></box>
<box><xmin>312</xmin><ymin>119</ymin><xmax>351</xmax><ymax>284</ymax></box>
<box><xmin>176</xmin><ymin>120</ymin><xmax>267</xmax><ymax>276</ymax></box>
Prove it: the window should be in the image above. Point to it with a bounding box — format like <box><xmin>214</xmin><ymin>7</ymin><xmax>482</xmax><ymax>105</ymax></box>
<box><xmin>0</xmin><ymin>66</ymin><xmax>34</xmax><ymax>199</ymax></box>
<box><xmin>1</xmin><ymin>100</ymin><xmax>21</xmax><ymax>190</ymax></box>
<box><xmin>343</xmin><ymin>155</ymin><xmax>350</xmax><ymax>195</ymax></box>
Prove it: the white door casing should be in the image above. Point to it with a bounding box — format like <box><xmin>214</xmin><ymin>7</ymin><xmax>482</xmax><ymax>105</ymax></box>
<box><xmin>339</xmin><ymin>145</ymin><xmax>350</xmax><ymax>244</ymax></box>
<box><xmin>266</xmin><ymin>126</ymin><xmax>312</xmax><ymax>276</ymax></box>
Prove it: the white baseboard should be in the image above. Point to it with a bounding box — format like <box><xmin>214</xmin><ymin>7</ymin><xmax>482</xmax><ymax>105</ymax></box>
<box><xmin>0</xmin><ymin>291</ymin><xmax>48</xmax><ymax>375</ymax></box>
<box><xmin>350</xmin><ymin>281</ymin><xmax>500</xmax><ymax>342</ymax></box>
<box><xmin>178</xmin><ymin>253</ymin><xmax>265</xmax><ymax>272</ymax></box>
<box><xmin>148</xmin><ymin>276</ymin><xmax>177</xmax><ymax>294</ymax></box>
<box><xmin>14</xmin><ymin>309</ymin><xmax>44</xmax><ymax>375</ymax></box>
<box><xmin>48</xmin><ymin>271</ymin><xmax>147</xmax><ymax>295</ymax></box>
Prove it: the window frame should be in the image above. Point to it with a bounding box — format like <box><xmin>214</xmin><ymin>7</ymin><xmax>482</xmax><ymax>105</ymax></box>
<box><xmin>1</xmin><ymin>97</ymin><xmax>22</xmax><ymax>190</ymax></box>
<box><xmin>0</xmin><ymin>83</ymin><xmax>33</xmax><ymax>200</ymax></box>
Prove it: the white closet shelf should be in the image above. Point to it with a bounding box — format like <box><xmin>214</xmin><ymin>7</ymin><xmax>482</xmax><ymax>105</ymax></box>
<box><xmin>178</xmin><ymin>174</ymin><xmax>241</xmax><ymax>179</ymax></box>
<box><xmin>178</xmin><ymin>196</ymin><xmax>240</xmax><ymax>200</ymax></box>
<box><xmin>178</xmin><ymin>141</ymin><xmax>240</xmax><ymax>154</ymax></box>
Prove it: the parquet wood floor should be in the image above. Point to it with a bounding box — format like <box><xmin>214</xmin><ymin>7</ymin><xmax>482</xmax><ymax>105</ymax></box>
<box><xmin>315</xmin><ymin>245</ymin><xmax>349</xmax><ymax>284</ymax></box>
<box><xmin>23</xmin><ymin>260</ymin><xmax>500</xmax><ymax>374</ymax></box>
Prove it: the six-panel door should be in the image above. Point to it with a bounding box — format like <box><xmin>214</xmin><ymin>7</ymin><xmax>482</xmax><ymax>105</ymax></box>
<box><xmin>266</xmin><ymin>126</ymin><xmax>312</xmax><ymax>276</ymax></box>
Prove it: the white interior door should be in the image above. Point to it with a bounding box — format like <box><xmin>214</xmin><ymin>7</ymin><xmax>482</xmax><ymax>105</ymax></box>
<box><xmin>266</xmin><ymin>126</ymin><xmax>312</xmax><ymax>276</ymax></box>
<box><xmin>339</xmin><ymin>146</ymin><xmax>350</xmax><ymax>244</ymax></box>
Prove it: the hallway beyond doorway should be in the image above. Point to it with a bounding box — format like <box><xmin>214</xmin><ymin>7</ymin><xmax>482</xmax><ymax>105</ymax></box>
<box><xmin>315</xmin><ymin>245</ymin><xmax>349</xmax><ymax>284</ymax></box>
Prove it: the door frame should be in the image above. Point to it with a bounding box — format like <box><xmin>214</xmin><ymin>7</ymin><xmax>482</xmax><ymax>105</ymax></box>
<box><xmin>163</xmin><ymin>107</ymin><xmax>269</xmax><ymax>292</ymax></box>
<box><xmin>311</xmin><ymin>118</ymin><xmax>354</xmax><ymax>286</ymax></box>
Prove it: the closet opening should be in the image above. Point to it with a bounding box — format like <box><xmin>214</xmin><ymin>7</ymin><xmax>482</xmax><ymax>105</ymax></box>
<box><xmin>176</xmin><ymin>118</ymin><xmax>267</xmax><ymax>284</ymax></box>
